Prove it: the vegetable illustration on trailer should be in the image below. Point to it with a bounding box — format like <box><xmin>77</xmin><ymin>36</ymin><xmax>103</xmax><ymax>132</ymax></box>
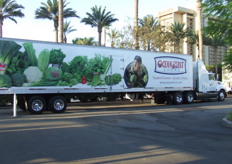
<box><xmin>0</xmin><ymin>40</ymin><xmax>122</xmax><ymax>88</ymax></box>
<box><xmin>0</xmin><ymin>40</ymin><xmax>22</xmax><ymax>74</ymax></box>
<box><xmin>49</xmin><ymin>49</ymin><xmax>66</xmax><ymax>67</ymax></box>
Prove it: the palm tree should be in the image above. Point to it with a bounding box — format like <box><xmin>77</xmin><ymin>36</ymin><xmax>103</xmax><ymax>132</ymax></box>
<box><xmin>63</xmin><ymin>21</ymin><xmax>77</xmax><ymax>43</ymax></box>
<box><xmin>169</xmin><ymin>22</ymin><xmax>187</xmax><ymax>53</ymax></box>
<box><xmin>186</xmin><ymin>29</ymin><xmax>199</xmax><ymax>59</ymax></box>
<box><xmin>81</xmin><ymin>6</ymin><xmax>118</xmax><ymax>46</ymax></box>
<box><xmin>0</xmin><ymin>0</ymin><xmax>24</xmax><ymax>37</ymax></box>
<box><xmin>35</xmin><ymin>0</ymin><xmax>79</xmax><ymax>43</ymax></box>
<box><xmin>72</xmin><ymin>37</ymin><xmax>97</xmax><ymax>45</ymax></box>
<box><xmin>138</xmin><ymin>15</ymin><xmax>159</xmax><ymax>51</ymax></box>
<box><xmin>153</xmin><ymin>25</ymin><xmax>171</xmax><ymax>52</ymax></box>
<box><xmin>107</xmin><ymin>28</ymin><xmax>120</xmax><ymax>47</ymax></box>
<box><xmin>186</xmin><ymin>29</ymin><xmax>198</xmax><ymax>45</ymax></box>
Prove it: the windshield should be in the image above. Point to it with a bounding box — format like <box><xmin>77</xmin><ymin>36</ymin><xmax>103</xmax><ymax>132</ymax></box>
<box><xmin>209</xmin><ymin>74</ymin><xmax>215</xmax><ymax>80</ymax></box>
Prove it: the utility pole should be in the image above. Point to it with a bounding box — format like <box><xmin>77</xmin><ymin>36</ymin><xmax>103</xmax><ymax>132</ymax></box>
<box><xmin>196</xmin><ymin>0</ymin><xmax>203</xmax><ymax>60</ymax></box>
<box><xmin>58</xmin><ymin>0</ymin><xmax>63</xmax><ymax>43</ymax></box>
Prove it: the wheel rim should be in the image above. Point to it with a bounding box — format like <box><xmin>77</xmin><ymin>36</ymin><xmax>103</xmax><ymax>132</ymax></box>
<box><xmin>53</xmin><ymin>99</ymin><xmax>65</xmax><ymax>111</ymax></box>
<box><xmin>187</xmin><ymin>95</ymin><xmax>194</xmax><ymax>102</ymax></box>
<box><xmin>32</xmin><ymin>100</ymin><xmax>44</xmax><ymax>111</ymax></box>
<box><xmin>219</xmin><ymin>92</ymin><xmax>225</xmax><ymax>100</ymax></box>
<box><xmin>176</xmin><ymin>94</ymin><xmax>183</xmax><ymax>103</ymax></box>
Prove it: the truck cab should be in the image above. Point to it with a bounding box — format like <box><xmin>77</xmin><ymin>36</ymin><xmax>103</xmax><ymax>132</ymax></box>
<box><xmin>194</xmin><ymin>60</ymin><xmax>228</xmax><ymax>101</ymax></box>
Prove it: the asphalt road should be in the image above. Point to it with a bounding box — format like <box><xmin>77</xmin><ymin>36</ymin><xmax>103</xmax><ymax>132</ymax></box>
<box><xmin>0</xmin><ymin>98</ymin><xmax>232</xmax><ymax>164</ymax></box>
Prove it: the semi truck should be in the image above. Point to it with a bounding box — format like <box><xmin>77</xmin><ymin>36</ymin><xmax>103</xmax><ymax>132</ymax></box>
<box><xmin>0</xmin><ymin>37</ymin><xmax>228</xmax><ymax>115</ymax></box>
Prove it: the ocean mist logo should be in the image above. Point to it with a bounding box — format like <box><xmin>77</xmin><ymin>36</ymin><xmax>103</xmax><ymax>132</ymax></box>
<box><xmin>154</xmin><ymin>56</ymin><xmax>187</xmax><ymax>75</ymax></box>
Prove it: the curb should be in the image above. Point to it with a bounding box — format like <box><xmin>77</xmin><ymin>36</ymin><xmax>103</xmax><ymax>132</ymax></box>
<box><xmin>222</xmin><ymin>117</ymin><xmax>232</xmax><ymax>128</ymax></box>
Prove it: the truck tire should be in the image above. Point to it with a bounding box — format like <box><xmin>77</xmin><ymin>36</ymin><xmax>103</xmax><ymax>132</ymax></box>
<box><xmin>218</xmin><ymin>90</ymin><xmax>226</xmax><ymax>101</ymax></box>
<box><xmin>184</xmin><ymin>92</ymin><xmax>194</xmax><ymax>104</ymax></box>
<box><xmin>48</xmin><ymin>96</ymin><xmax>67</xmax><ymax>113</ymax></box>
<box><xmin>173</xmin><ymin>92</ymin><xmax>183</xmax><ymax>105</ymax></box>
<box><xmin>165</xmin><ymin>93</ymin><xmax>173</xmax><ymax>105</ymax></box>
<box><xmin>27</xmin><ymin>96</ymin><xmax>46</xmax><ymax>114</ymax></box>
<box><xmin>155</xmin><ymin>93</ymin><xmax>166</xmax><ymax>104</ymax></box>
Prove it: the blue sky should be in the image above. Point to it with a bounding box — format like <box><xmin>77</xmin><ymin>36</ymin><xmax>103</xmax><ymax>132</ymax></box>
<box><xmin>4</xmin><ymin>0</ymin><xmax>196</xmax><ymax>43</ymax></box>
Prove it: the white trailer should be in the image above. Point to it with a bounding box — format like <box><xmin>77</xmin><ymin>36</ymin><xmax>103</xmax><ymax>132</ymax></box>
<box><xmin>0</xmin><ymin>38</ymin><xmax>228</xmax><ymax>115</ymax></box>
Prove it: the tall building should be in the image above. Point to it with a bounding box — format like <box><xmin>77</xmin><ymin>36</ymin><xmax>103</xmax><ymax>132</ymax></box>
<box><xmin>157</xmin><ymin>4</ymin><xmax>227</xmax><ymax>65</ymax></box>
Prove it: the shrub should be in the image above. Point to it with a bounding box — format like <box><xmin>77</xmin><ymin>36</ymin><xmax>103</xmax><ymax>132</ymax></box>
<box><xmin>226</xmin><ymin>110</ymin><xmax>232</xmax><ymax>121</ymax></box>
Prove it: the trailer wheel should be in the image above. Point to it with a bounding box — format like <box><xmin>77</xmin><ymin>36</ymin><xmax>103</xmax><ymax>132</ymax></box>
<box><xmin>184</xmin><ymin>92</ymin><xmax>194</xmax><ymax>104</ymax></box>
<box><xmin>27</xmin><ymin>96</ymin><xmax>46</xmax><ymax>114</ymax></box>
<box><xmin>218</xmin><ymin>90</ymin><xmax>226</xmax><ymax>101</ymax></box>
<box><xmin>49</xmin><ymin>96</ymin><xmax>67</xmax><ymax>113</ymax></box>
<box><xmin>173</xmin><ymin>92</ymin><xmax>183</xmax><ymax>105</ymax></box>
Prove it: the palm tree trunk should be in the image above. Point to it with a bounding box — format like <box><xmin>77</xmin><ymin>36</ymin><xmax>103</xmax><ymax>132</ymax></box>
<box><xmin>174</xmin><ymin>40</ymin><xmax>179</xmax><ymax>53</ymax></box>
<box><xmin>103</xmin><ymin>27</ymin><xmax>106</xmax><ymax>46</ymax></box>
<box><xmin>0</xmin><ymin>22</ymin><xmax>3</xmax><ymax>38</ymax></box>
<box><xmin>0</xmin><ymin>8</ymin><xmax>2</xmax><ymax>38</ymax></box>
<box><xmin>55</xmin><ymin>28</ymin><xmax>58</xmax><ymax>43</ymax></box>
<box><xmin>147</xmin><ymin>40</ymin><xmax>151</xmax><ymax>51</ymax></box>
<box><xmin>98</xmin><ymin>26</ymin><xmax>102</xmax><ymax>46</ymax></box>
<box><xmin>98</xmin><ymin>32</ymin><xmax>102</xmax><ymax>46</ymax></box>
<box><xmin>64</xmin><ymin>34</ymin><xmax>67</xmax><ymax>43</ymax></box>
<box><xmin>134</xmin><ymin>0</ymin><xmax>139</xmax><ymax>49</ymax></box>
<box><xmin>54</xmin><ymin>19</ymin><xmax>58</xmax><ymax>43</ymax></box>
<box><xmin>196</xmin><ymin>0</ymin><xmax>203</xmax><ymax>60</ymax></box>
<box><xmin>214</xmin><ymin>46</ymin><xmax>219</xmax><ymax>79</ymax></box>
<box><xmin>58</xmin><ymin>0</ymin><xmax>64</xmax><ymax>43</ymax></box>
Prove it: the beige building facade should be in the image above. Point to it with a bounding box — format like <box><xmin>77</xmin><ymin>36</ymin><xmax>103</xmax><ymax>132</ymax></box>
<box><xmin>157</xmin><ymin>5</ymin><xmax>227</xmax><ymax>65</ymax></box>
